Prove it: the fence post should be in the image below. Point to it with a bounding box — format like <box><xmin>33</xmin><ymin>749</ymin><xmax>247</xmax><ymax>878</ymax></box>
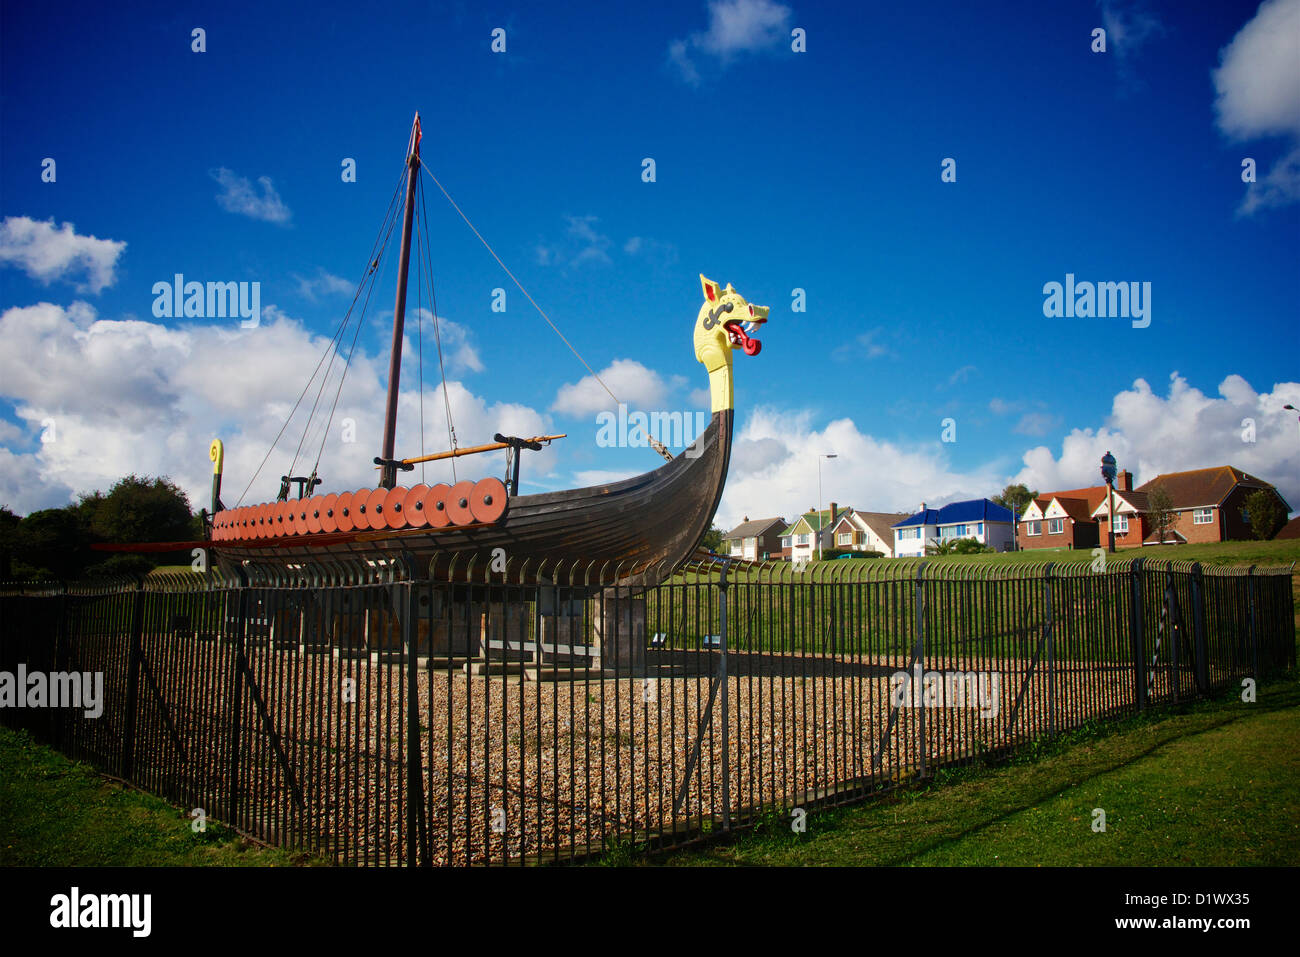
<box><xmin>1190</xmin><ymin>563</ymin><xmax>1208</xmax><ymax>695</ymax></box>
<box><xmin>915</xmin><ymin>562</ymin><xmax>926</xmax><ymax>778</ymax></box>
<box><xmin>120</xmin><ymin>578</ymin><xmax>145</xmax><ymax>780</ymax></box>
<box><xmin>402</xmin><ymin>578</ymin><xmax>428</xmax><ymax>867</ymax></box>
<box><xmin>1129</xmin><ymin>557</ymin><xmax>1146</xmax><ymax>712</ymax></box>
<box><xmin>718</xmin><ymin>559</ymin><xmax>731</xmax><ymax>832</ymax></box>
<box><xmin>1246</xmin><ymin>565</ymin><xmax>1258</xmax><ymax>681</ymax></box>
<box><xmin>1044</xmin><ymin>563</ymin><xmax>1055</xmax><ymax>738</ymax></box>
<box><xmin>228</xmin><ymin>566</ymin><xmax>248</xmax><ymax>826</ymax></box>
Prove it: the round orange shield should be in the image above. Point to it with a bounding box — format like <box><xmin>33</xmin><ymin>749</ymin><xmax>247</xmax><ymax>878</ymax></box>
<box><xmin>404</xmin><ymin>484</ymin><xmax>430</xmax><ymax>528</ymax></box>
<box><xmin>319</xmin><ymin>493</ymin><xmax>339</xmax><ymax>533</ymax></box>
<box><xmin>264</xmin><ymin>503</ymin><xmax>279</xmax><ymax>539</ymax></box>
<box><xmin>265</xmin><ymin>501</ymin><xmax>280</xmax><ymax>537</ymax></box>
<box><xmin>249</xmin><ymin>504</ymin><xmax>264</xmax><ymax>539</ymax></box>
<box><xmin>275</xmin><ymin>500</ymin><xmax>291</xmax><ymax>537</ymax></box>
<box><xmin>470</xmin><ymin>477</ymin><xmax>508</xmax><ymax>524</ymax></box>
<box><xmin>425</xmin><ymin>484</ymin><xmax>452</xmax><ymax>528</ymax></box>
<box><xmin>383</xmin><ymin>486</ymin><xmax>409</xmax><ymax>529</ymax></box>
<box><xmin>295</xmin><ymin>501</ymin><xmax>311</xmax><ymax>536</ymax></box>
<box><xmin>446</xmin><ymin>480</ymin><xmax>475</xmax><ymax>525</ymax></box>
<box><xmin>353</xmin><ymin>488</ymin><xmax>376</xmax><ymax>530</ymax></box>
<box><xmin>241</xmin><ymin>507</ymin><xmax>255</xmax><ymax>539</ymax></box>
<box><xmin>366</xmin><ymin>488</ymin><xmax>389</xmax><ymax>529</ymax></box>
<box><xmin>336</xmin><ymin>491</ymin><xmax>355</xmax><ymax>532</ymax></box>
<box><xmin>305</xmin><ymin>496</ymin><xmax>324</xmax><ymax>534</ymax></box>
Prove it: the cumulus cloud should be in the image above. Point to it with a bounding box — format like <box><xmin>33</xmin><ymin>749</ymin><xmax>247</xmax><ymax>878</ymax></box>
<box><xmin>210</xmin><ymin>168</ymin><xmax>292</xmax><ymax>224</ymax></box>
<box><xmin>668</xmin><ymin>0</ymin><xmax>792</xmax><ymax>85</ymax></box>
<box><xmin>1013</xmin><ymin>372</ymin><xmax>1300</xmax><ymax>510</ymax></box>
<box><xmin>0</xmin><ymin>217</ymin><xmax>126</xmax><ymax>293</ymax></box>
<box><xmin>712</xmin><ymin>406</ymin><xmax>1003</xmax><ymax>530</ymax></box>
<box><xmin>1213</xmin><ymin>0</ymin><xmax>1300</xmax><ymax>215</ymax></box>
<box><xmin>551</xmin><ymin>359</ymin><xmax>688</xmax><ymax>417</ymax></box>
<box><xmin>0</xmin><ymin>301</ymin><xmax>553</xmax><ymax>514</ymax></box>
<box><xmin>411</xmin><ymin>309</ymin><xmax>484</xmax><ymax>374</ymax></box>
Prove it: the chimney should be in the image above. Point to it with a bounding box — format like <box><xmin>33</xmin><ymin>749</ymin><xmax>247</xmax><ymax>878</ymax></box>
<box><xmin>828</xmin><ymin>501</ymin><xmax>837</xmax><ymax>521</ymax></box>
<box><xmin>743</xmin><ymin>515</ymin><xmax>749</xmax><ymax>523</ymax></box>
<box><xmin>1117</xmin><ymin>470</ymin><xmax>1133</xmax><ymax>492</ymax></box>
<box><xmin>920</xmin><ymin>502</ymin><xmax>926</xmax><ymax>513</ymax></box>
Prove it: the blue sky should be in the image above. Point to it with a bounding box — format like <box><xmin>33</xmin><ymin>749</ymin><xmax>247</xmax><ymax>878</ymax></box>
<box><xmin>2</xmin><ymin>0</ymin><xmax>1298</xmax><ymax>527</ymax></box>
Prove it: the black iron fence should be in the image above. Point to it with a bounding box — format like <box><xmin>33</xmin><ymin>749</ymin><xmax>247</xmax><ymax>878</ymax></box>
<box><xmin>1</xmin><ymin>555</ymin><xmax>1293</xmax><ymax>865</ymax></box>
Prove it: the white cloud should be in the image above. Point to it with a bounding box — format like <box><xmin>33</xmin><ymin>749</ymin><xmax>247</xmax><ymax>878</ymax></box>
<box><xmin>0</xmin><ymin>301</ymin><xmax>553</xmax><ymax>515</ymax></box>
<box><xmin>209</xmin><ymin>168</ymin><xmax>292</xmax><ymax>225</ymax></box>
<box><xmin>294</xmin><ymin>269</ymin><xmax>355</xmax><ymax>300</ymax></box>
<box><xmin>1013</xmin><ymin>412</ymin><xmax>1061</xmax><ymax>437</ymax></box>
<box><xmin>411</xmin><ymin>309</ymin><xmax>484</xmax><ymax>374</ymax></box>
<box><xmin>1099</xmin><ymin>0</ymin><xmax>1166</xmax><ymax>62</ymax></box>
<box><xmin>1013</xmin><ymin>372</ymin><xmax>1300</xmax><ymax>510</ymax></box>
<box><xmin>668</xmin><ymin>0</ymin><xmax>792</xmax><ymax>85</ymax></box>
<box><xmin>0</xmin><ymin>217</ymin><xmax>126</xmax><ymax>293</ymax></box>
<box><xmin>623</xmin><ymin>235</ymin><xmax>679</xmax><ymax>267</ymax></box>
<box><xmin>1213</xmin><ymin>0</ymin><xmax>1300</xmax><ymax>214</ymax></box>
<box><xmin>712</xmin><ymin>406</ymin><xmax>1003</xmax><ymax>530</ymax></box>
<box><xmin>572</xmin><ymin>469</ymin><xmax>639</xmax><ymax>487</ymax></box>
<box><xmin>551</xmin><ymin>359</ymin><xmax>687</xmax><ymax>417</ymax></box>
<box><xmin>535</xmin><ymin>215</ymin><xmax>612</xmax><ymax>268</ymax></box>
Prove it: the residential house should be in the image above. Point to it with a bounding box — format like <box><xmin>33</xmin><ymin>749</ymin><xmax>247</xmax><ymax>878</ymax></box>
<box><xmin>1017</xmin><ymin>480</ymin><xmax>1114</xmax><ymax>550</ymax></box>
<box><xmin>892</xmin><ymin>499</ymin><xmax>1016</xmax><ymax>557</ymax></box>
<box><xmin>782</xmin><ymin>502</ymin><xmax>848</xmax><ymax>563</ymax></box>
<box><xmin>827</xmin><ymin>509</ymin><xmax>912</xmax><ymax>558</ymax></box>
<box><xmin>1135</xmin><ymin>466</ymin><xmax>1291</xmax><ymax>545</ymax></box>
<box><xmin>722</xmin><ymin>516</ymin><xmax>787</xmax><ymax>561</ymax></box>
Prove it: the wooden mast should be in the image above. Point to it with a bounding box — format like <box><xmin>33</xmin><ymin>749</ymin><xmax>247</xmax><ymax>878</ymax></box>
<box><xmin>377</xmin><ymin>113</ymin><xmax>422</xmax><ymax>490</ymax></box>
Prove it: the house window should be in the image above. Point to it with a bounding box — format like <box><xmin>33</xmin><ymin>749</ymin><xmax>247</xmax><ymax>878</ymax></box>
<box><xmin>730</xmin><ymin>544</ymin><xmax>743</xmax><ymax>555</ymax></box>
<box><xmin>1193</xmin><ymin>508</ymin><xmax>1213</xmax><ymax>525</ymax></box>
<box><xmin>1047</xmin><ymin>518</ymin><xmax>1063</xmax><ymax>535</ymax></box>
<box><xmin>898</xmin><ymin>528</ymin><xmax>919</xmax><ymax>540</ymax></box>
<box><xmin>1025</xmin><ymin>521</ymin><xmax>1041</xmax><ymax>536</ymax></box>
<box><xmin>837</xmin><ymin>532</ymin><xmax>852</xmax><ymax>546</ymax></box>
<box><xmin>796</xmin><ymin>534</ymin><xmax>810</xmax><ymax>545</ymax></box>
<box><xmin>1114</xmin><ymin>515</ymin><xmax>1128</xmax><ymax>534</ymax></box>
<box><xmin>781</xmin><ymin>537</ymin><xmax>791</xmax><ymax>548</ymax></box>
<box><xmin>976</xmin><ymin>523</ymin><xmax>983</xmax><ymax>535</ymax></box>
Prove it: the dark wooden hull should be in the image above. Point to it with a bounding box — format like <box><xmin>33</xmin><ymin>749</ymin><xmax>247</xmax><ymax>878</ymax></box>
<box><xmin>213</xmin><ymin>410</ymin><xmax>732</xmax><ymax>584</ymax></box>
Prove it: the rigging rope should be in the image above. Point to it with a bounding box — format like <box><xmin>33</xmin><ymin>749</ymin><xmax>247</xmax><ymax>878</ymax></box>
<box><xmin>417</xmin><ymin>172</ymin><xmax>459</xmax><ymax>482</ymax></box>
<box><xmin>234</xmin><ymin>166</ymin><xmax>407</xmax><ymax>505</ymax></box>
<box><xmin>418</xmin><ymin>157</ymin><xmax>673</xmax><ymax>462</ymax></box>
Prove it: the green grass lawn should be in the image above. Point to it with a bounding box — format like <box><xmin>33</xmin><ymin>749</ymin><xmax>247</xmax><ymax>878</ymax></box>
<box><xmin>0</xmin><ymin>727</ymin><xmax>325</xmax><ymax>866</ymax></box>
<box><xmin>643</xmin><ymin>680</ymin><xmax>1300</xmax><ymax>867</ymax></box>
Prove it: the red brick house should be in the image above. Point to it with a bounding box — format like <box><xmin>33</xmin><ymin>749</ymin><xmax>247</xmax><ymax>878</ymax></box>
<box><xmin>1135</xmin><ymin>466</ymin><xmax>1291</xmax><ymax>545</ymax></box>
<box><xmin>1067</xmin><ymin>469</ymin><xmax>1155</xmax><ymax>548</ymax></box>
<box><xmin>1017</xmin><ymin>481</ymin><xmax>1112</xmax><ymax>550</ymax></box>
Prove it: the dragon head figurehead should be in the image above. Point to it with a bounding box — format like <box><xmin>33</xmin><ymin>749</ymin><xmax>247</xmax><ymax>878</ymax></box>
<box><xmin>693</xmin><ymin>274</ymin><xmax>767</xmax><ymax>414</ymax></box>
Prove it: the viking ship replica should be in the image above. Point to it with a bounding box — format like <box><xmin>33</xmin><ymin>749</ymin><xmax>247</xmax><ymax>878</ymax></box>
<box><xmin>198</xmin><ymin>114</ymin><xmax>766</xmax><ymax>583</ymax></box>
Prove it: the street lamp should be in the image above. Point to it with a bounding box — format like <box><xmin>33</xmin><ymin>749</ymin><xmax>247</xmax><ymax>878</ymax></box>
<box><xmin>1285</xmin><ymin>405</ymin><xmax>1299</xmax><ymax>445</ymax></box>
<box><xmin>817</xmin><ymin>453</ymin><xmax>837</xmax><ymax>561</ymax></box>
<box><xmin>1100</xmin><ymin>451</ymin><xmax>1118</xmax><ymax>554</ymax></box>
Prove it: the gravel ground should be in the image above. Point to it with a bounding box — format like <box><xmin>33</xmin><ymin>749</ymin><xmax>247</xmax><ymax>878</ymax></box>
<box><xmin>109</xmin><ymin>638</ymin><xmax>1152</xmax><ymax>865</ymax></box>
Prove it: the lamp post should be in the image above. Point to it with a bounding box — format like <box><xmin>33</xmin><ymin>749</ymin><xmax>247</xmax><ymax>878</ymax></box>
<box><xmin>1285</xmin><ymin>405</ymin><xmax>1300</xmax><ymax>445</ymax></box>
<box><xmin>1100</xmin><ymin>451</ymin><xmax>1118</xmax><ymax>554</ymax></box>
<box><xmin>817</xmin><ymin>452</ymin><xmax>837</xmax><ymax>561</ymax></box>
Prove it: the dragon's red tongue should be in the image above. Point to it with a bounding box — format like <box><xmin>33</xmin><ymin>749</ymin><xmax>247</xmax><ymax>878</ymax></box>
<box><xmin>727</xmin><ymin>322</ymin><xmax>762</xmax><ymax>356</ymax></box>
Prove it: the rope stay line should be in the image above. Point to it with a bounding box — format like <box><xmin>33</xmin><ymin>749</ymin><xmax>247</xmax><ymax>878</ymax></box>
<box><xmin>417</xmin><ymin>157</ymin><xmax>673</xmax><ymax>463</ymax></box>
<box><xmin>417</xmin><ymin>171</ymin><xmax>459</xmax><ymax>483</ymax></box>
<box><xmin>235</xmin><ymin>162</ymin><xmax>407</xmax><ymax>506</ymax></box>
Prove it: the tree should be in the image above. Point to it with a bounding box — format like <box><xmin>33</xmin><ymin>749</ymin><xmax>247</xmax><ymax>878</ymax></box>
<box><xmin>13</xmin><ymin>507</ymin><xmax>94</xmax><ymax>580</ymax></box>
<box><xmin>1146</xmin><ymin>485</ymin><xmax>1178</xmax><ymax>544</ymax></box>
<box><xmin>86</xmin><ymin>475</ymin><xmax>194</xmax><ymax>544</ymax></box>
<box><xmin>992</xmin><ymin>483</ymin><xmax>1038</xmax><ymax>516</ymax></box>
<box><xmin>0</xmin><ymin>506</ymin><xmax>21</xmax><ymax>579</ymax></box>
<box><xmin>1244</xmin><ymin>490</ymin><xmax>1285</xmax><ymax>541</ymax></box>
<box><xmin>698</xmin><ymin>525</ymin><xmax>726</xmax><ymax>554</ymax></box>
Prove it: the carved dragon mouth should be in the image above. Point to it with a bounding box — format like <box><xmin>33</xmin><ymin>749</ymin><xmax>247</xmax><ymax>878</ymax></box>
<box><xmin>724</xmin><ymin>318</ymin><xmax>763</xmax><ymax>356</ymax></box>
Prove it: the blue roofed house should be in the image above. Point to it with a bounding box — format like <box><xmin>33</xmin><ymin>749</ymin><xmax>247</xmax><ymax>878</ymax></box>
<box><xmin>891</xmin><ymin>499</ymin><xmax>1016</xmax><ymax>557</ymax></box>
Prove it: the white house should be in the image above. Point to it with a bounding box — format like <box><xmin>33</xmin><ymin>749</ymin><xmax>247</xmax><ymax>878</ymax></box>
<box><xmin>827</xmin><ymin>509</ymin><xmax>911</xmax><ymax>558</ymax></box>
<box><xmin>892</xmin><ymin>499</ymin><xmax>1016</xmax><ymax>557</ymax></box>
